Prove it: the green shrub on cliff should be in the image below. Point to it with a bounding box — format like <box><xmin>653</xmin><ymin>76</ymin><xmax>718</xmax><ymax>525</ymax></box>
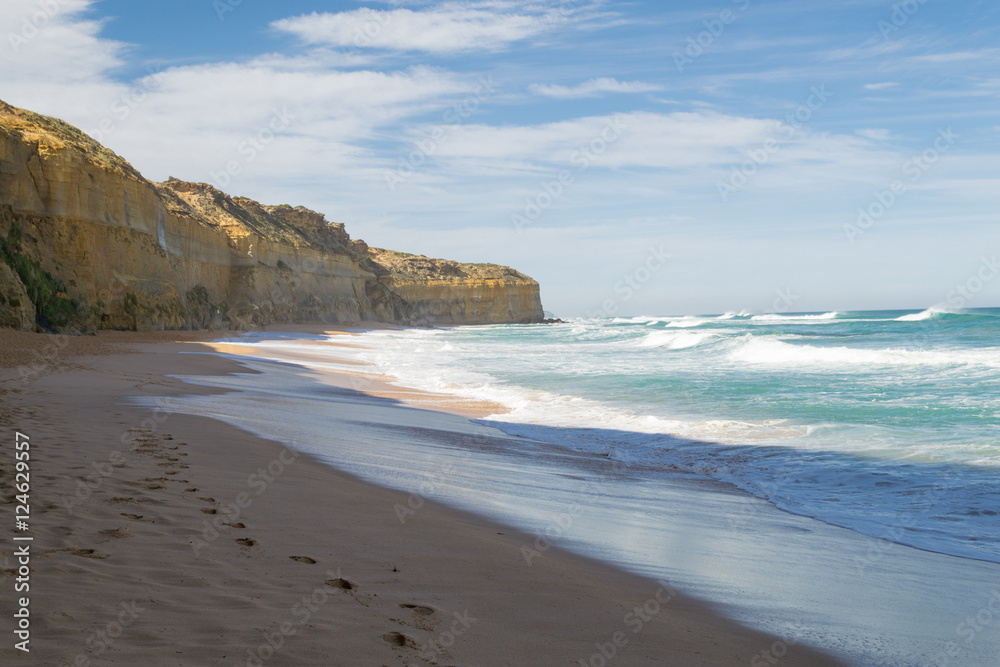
<box><xmin>0</xmin><ymin>224</ymin><xmax>81</xmax><ymax>331</ymax></box>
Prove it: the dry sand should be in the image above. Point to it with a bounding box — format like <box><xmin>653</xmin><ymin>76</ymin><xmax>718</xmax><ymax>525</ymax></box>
<box><xmin>0</xmin><ymin>328</ymin><xmax>843</xmax><ymax>666</ymax></box>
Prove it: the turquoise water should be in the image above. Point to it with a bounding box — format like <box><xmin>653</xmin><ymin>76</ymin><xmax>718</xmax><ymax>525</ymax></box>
<box><xmin>346</xmin><ymin>308</ymin><xmax>1000</xmax><ymax>564</ymax></box>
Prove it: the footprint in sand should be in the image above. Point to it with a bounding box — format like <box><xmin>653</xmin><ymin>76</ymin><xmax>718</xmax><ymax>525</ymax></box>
<box><xmin>49</xmin><ymin>548</ymin><xmax>109</xmax><ymax>559</ymax></box>
<box><xmin>289</xmin><ymin>556</ymin><xmax>316</xmax><ymax>564</ymax></box>
<box><xmin>184</xmin><ymin>488</ymin><xmax>198</xmax><ymax>492</ymax></box>
<box><xmin>98</xmin><ymin>528</ymin><xmax>131</xmax><ymax>540</ymax></box>
<box><xmin>224</xmin><ymin>522</ymin><xmax>245</xmax><ymax>529</ymax></box>
<box><xmin>382</xmin><ymin>631</ymin><xmax>412</xmax><ymax>648</ymax></box>
<box><xmin>201</xmin><ymin>508</ymin><xmax>218</xmax><ymax>514</ymax></box>
<box><xmin>120</xmin><ymin>513</ymin><xmax>151</xmax><ymax>522</ymax></box>
<box><xmin>198</xmin><ymin>497</ymin><xmax>215</xmax><ymax>503</ymax></box>
<box><xmin>326</xmin><ymin>578</ymin><xmax>355</xmax><ymax>590</ymax></box>
<box><xmin>235</xmin><ymin>538</ymin><xmax>256</xmax><ymax>547</ymax></box>
<box><xmin>399</xmin><ymin>604</ymin><xmax>435</xmax><ymax>616</ymax></box>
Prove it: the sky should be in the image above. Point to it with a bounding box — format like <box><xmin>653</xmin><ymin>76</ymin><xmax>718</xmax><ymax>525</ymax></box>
<box><xmin>1</xmin><ymin>0</ymin><xmax>998</xmax><ymax>317</ymax></box>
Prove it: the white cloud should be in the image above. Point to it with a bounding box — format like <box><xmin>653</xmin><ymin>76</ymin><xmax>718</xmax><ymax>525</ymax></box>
<box><xmin>431</xmin><ymin>111</ymin><xmax>777</xmax><ymax>167</ymax></box>
<box><xmin>864</xmin><ymin>82</ymin><xmax>898</xmax><ymax>91</ymax></box>
<box><xmin>910</xmin><ymin>51</ymin><xmax>990</xmax><ymax>64</ymax></box>
<box><xmin>529</xmin><ymin>77</ymin><xmax>661</xmax><ymax>99</ymax></box>
<box><xmin>0</xmin><ymin>2</ymin><xmax>470</xmax><ymax>189</ymax></box>
<box><xmin>272</xmin><ymin>2</ymin><xmax>562</xmax><ymax>53</ymax></box>
<box><xmin>92</xmin><ymin>60</ymin><xmax>471</xmax><ymax>188</ymax></box>
<box><xmin>0</xmin><ymin>0</ymin><xmax>122</xmax><ymax>80</ymax></box>
<box><xmin>427</xmin><ymin>111</ymin><xmax>889</xmax><ymax>173</ymax></box>
<box><xmin>856</xmin><ymin>128</ymin><xmax>891</xmax><ymax>140</ymax></box>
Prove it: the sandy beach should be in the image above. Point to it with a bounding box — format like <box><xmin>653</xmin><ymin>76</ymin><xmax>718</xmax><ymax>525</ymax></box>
<box><xmin>0</xmin><ymin>328</ymin><xmax>844</xmax><ymax>666</ymax></box>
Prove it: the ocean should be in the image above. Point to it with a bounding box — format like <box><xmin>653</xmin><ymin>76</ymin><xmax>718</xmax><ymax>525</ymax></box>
<box><xmin>327</xmin><ymin>308</ymin><xmax>1000</xmax><ymax>565</ymax></box>
<box><xmin>142</xmin><ymin>308</ymin><xmax>1000</xmax><ymax>664</ymax></box>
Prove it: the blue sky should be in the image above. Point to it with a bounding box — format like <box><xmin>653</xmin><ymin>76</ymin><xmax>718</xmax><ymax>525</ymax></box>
<box><xmin>2</xmin><ymin>0</ymin><xmax>998</xmax><ymax>317</ymax></box>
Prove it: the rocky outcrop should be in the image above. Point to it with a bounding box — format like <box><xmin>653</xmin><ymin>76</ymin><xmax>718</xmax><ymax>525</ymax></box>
<box><xmin>0</xmin><ymin>100</ymin><xmax>545</xmax><ymax>331</ymax></box>
<box><xmin>369</xmin><ymin>249</ymin><xmax>544</xmax><ymax>324</ymax></box>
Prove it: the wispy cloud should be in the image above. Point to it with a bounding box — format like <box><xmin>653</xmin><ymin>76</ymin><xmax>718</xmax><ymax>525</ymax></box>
<box><xmin>529</xmin><ymin>77</ymin><xmax>661</xmax><ymax>99</ymax></box>
<box><xmin>857</xmin><ymin>128</ymin><xmax>891</xmax><ymax>140</ymax></box>
<box><xmin>426</xmin><ymin>111</ymin><xmax>899</xmax><ymax>186</ymax></box>
<box><xmin>909</xmin><ymin>50</ymin><xmax>993</xmax><ymax>64</ymax></box>
<box><xmin>271</xmin><ymin>1</ymin><xmax>595</xmax><ymax>54</ymax></box>
<box><xmin>864</xmin><ymin>82</ymin><xmax>898</xmax><ymax>90</ymax></box>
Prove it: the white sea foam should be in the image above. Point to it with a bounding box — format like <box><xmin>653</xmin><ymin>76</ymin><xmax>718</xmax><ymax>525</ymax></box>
<box><xmin>636</xmin><ymin>331</ymin><xmax>717</xmax><ymax>349</ymax></box>
<box><xmin>750</xmin><ymin>311</ymin><xmax>840</xmax><ymax>322</ymax></box>
<box><xmin>728</xmin><ymin>337</ymin><xmax>1000</xmax><ymax>368</ymax></box>
<box><xmin>665</xmin><ymin>316</ymin><xmax>710</xmax><ymax>328</ymax></box>
<box><xmin>895</xmin><ymin>306</ymin><xmax>955</xmax><ymax>321</ymax></box>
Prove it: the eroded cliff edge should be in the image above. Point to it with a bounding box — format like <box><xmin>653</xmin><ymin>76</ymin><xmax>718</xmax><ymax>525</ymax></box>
<box><xmin>0</xmin><ymin>101</ymin><xmax>544</xmax><ymax>331</ymax></box>
<box><xmin>369</xmin><ymin>249</ymin><xmax>544</xmax><ymax>325</ymax></box>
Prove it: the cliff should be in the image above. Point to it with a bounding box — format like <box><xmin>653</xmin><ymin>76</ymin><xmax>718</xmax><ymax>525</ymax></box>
<box><xmin>0</xmin><ymin>100</ymin><xmax>545</xmax><ymax>331</ymax></box>
<box><xmin>369</xmin><ymin>249</ymin><xmax>543</xmax><ymax>324</ymax></box>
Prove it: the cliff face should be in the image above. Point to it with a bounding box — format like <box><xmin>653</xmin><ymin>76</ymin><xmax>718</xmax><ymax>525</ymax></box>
<box><xmin>369</xmin><ymin>249</ymin><xmax>544</xmax><ymax>324</ymax></box>
<box><xmin>0</xmin><ymin>101</ymin><xmax>544</xmax><ymax>331</ymax></box>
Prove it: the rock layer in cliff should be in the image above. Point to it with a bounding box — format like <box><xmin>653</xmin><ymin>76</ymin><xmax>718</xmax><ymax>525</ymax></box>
<box><xmin>369</xmin><ymin>248</ymin><xmax>544</xmax><ymax>324</ymax></box>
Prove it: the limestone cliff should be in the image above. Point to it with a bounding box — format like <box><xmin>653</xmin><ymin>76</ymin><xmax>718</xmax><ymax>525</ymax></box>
<box><xmin>369</xmin><ymin>249</ymin><xmax>544</xmax><ymax>324</ymax></box>
<box><xmin>0</xmin><ymin>100</ymin><xmax>545</xmax><ymax>331</ymax></box>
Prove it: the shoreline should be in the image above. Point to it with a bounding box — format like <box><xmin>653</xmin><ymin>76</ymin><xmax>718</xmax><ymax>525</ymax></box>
<box><xmin>0</xmin><ymin>328</ymin><xmax>842</xmax><ymax>666</ymax></box>
<box><xmin>145</xmin><ymin>326</ymin><xmax>1000</xmax><ymax>666</ymax></box>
